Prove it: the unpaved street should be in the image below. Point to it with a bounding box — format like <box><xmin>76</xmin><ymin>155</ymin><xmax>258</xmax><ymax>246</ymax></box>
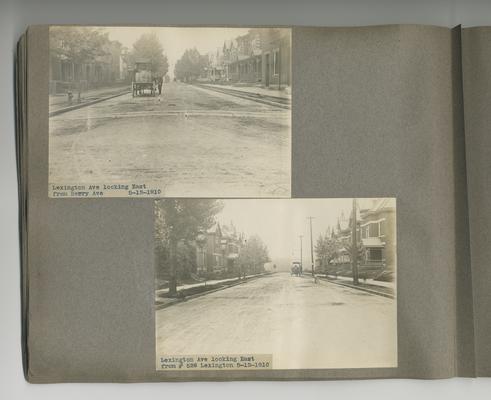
<box><xmin>49</xmin><ymin>82</ymin><xmax>291</xmax><ymax>197</ymax></box>
<box><xmin>155</xmin><ymin>272</ymin><xmax>397</xmax><ymax>369</ymax></box>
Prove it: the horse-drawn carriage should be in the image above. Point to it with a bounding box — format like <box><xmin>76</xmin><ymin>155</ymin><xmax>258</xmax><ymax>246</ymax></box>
<box><xmin>291</xmin><ymin>261</ymin><xmax>302</xmax><ymax>276</ymax></box>
<box><xmin>132</xmin><ymin>59</ymin><xmax>156</xmax><ymax>97</ymax></box>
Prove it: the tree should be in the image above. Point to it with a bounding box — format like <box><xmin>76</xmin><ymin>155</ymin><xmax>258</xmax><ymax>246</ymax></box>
<box><xmin>237</xmin><ymin>235</ymin><xmax>270</xmax><ymax>276</ymax></box>
<box><xmin>129</xmin><ymin>32</ymin><xmax>169</xmax><ymax>77</ymax></box>
<box><xmin>176</xmin><ymin>241</ymin><xmax>198</xmax><ymax>280</ymax></box>
<box><xmin>155</xmin><ymin>199</ymin><xmax>223</xmax><ymax>295</ymax></box>
<box><xmin>315</xmin><ymin>231</ymin><xmax>341</xmax><ymax>274</ymax></box>
<box><xmin>344</xmin><ymin>242</ymin><xmax>365</xmax><ymax>265</ymax></box>
<box><xmin>50</xmin><ymin>26</ymin><xmax>112</xmax><ymax>99</ymax></box>
<box><xmin>174</xmin><ymin>48</ymin><xmax>209</xmax><ymax>82</ymax></box>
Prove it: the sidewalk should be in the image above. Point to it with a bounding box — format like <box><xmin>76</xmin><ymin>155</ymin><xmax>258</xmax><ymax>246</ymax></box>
<box><xmin>155</xmin><ymin>273</ymin><xmax>262</xmax><ymax>296</ymax></box>
<box><xmin>49</xmin><ymin>84</ymin><xmax>130</xmax><ymax>113</ymax></box>
<box><xmin>329</xmin><ymin>275</ymin><xmax>395</xmax><ymax>290</ymax></box>
<box><xmin>316</xmin><ymin>274</ymin><xmax>395</xmax><ymax>299</ymax></box>
<box><xmin>201</xmin><ymin>83</ymin><xmax>291</xmax><ymax>100</ymax></box>
<box><xmin>155</xmin><ymin>273</ymin><xmax>269</xmax><ymax>309</ymax></box>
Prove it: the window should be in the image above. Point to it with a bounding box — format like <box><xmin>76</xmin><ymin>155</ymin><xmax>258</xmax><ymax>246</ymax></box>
<box><xmin>368</xmin><ymin>248</ymin><xmax>383</xmax><ymax>261</ymax></box>
<box><xmin>368</xmin><ymin>223</ymin><xmax>379</xmax><ymax>237</ymax></box>
<box><xmin>273</xmin><ymin>50</ymin><xmax>280</xmax><ymax>75</ymax></box>
<box><xmin>380</xmin><ymin>219</ymin><xmax>386</xmax><ymax>236</ymax></box>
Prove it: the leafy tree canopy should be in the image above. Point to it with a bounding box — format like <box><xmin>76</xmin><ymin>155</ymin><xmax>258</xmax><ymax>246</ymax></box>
<box><xmin>129</xmin><ymin>32</ymin><xmax>169</xmax><ymax>77</ymax></box>
<box><xmin>315</xmin><ymin>231</ymin><xmax>342</xmax><ymax>267</ymax></box>
<box><xmin>237</xmin><ymin>235</ymin><xmax>270</xmax><ymax>272</ymax></box>
<box><xmin>155</xmin><ymin>199</ymin><xmax>223</xmax><ymax>247</ymax></box>
<box><xmin>50</xmin><ymin>26</ymin><xmax>111</xmax><ymax>64</ymax></box>
<box><xmin>174</xmin><ymin>48</ymin><xmax>209</xmax><ymax>82</ymax></box>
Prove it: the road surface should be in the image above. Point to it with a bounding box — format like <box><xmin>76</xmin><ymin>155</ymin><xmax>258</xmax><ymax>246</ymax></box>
<box><xmin>155</xmin><ymin>272</ymin><xmax>397</xmax><ymax>369</ymax></box>
<box><xmin>49</xmin><ymin>82</ymin><xmax>291</xmax><ymax>197</ymax></box>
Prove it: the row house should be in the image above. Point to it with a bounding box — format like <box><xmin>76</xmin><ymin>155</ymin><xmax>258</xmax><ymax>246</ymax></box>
<box><xmin>208</xmin><ymin>28</ymin><xmax>291</xmax><ymax>89</ymax></box>
<box><xmin>49</xmin><ymin>40</ymin><xmax>128</xmax><ymax>95</ymax></box>
<box><xmin>195</xmin><ymin>222</ymin><xmax>243</xmax><ymax>276</ymax></box>
<box><xmin>259</xmin><ymin>28</ymin><xmax>291</xmax><ymax>89</ymax></box>
<box><xmin>206</xmin><ymin>48</ymin><xmax>225</xmax><ymax>82</ymax></box>
<box><xmin>223</xmin><ymin>30</ymin><xmax>263</xmax><ymax>84</ymax></box>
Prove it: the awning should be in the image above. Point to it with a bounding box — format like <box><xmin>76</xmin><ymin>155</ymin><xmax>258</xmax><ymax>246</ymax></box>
<box><xmin>362</xmin><ymin>237</ymin><xmax>385</xmax><ymax>248</ymax></box>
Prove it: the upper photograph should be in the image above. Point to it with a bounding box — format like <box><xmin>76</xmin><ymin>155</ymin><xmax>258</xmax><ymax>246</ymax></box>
<box><xmin>48</xmin><ymin>26</ymin><xmax>292</xmax><ymax>198</ymax></box>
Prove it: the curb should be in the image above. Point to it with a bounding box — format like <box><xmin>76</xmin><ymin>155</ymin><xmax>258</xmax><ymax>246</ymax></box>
<box><xmin>49</xmin><ymin>90</ymin><xmax>130</xmax><ymax>117</ymax></box>
<box><xmin>317</xmin><ymin>277</ymin><xmax>395</xmax><ymax>299</ymax></box>
<box><xmin>155</xmin><ymin>273</ymin><xmax>270</xmax><ymax>310</ymax></box>
<box><xmin>195</xmin><ymin>84</ymin><xmax>291</xmax><ymax>110</ymax></box>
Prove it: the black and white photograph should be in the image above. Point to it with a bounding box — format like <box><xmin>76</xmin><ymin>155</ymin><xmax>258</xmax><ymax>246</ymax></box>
<box><xmin>154</xmin><ymin>198</ymin><xmax>397</xmax><ymax>370</ymax></box>
<box><xmin>48</xmin><ymin>26</ymin><xmax>291</xmax><ymax>198</ymax></box>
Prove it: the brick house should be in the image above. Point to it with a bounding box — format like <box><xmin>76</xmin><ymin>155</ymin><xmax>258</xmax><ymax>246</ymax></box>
<box><xmin>330</xmin><ymin>199</ymin><xmax>396</xmax><ymax>279</ymax></box>
<box><xmin>259</xmin><ymin>28</ymin><xmax>291</xmax><ymax>89</ymax></box>
<box><xmin>359</xmin><ymin>198</ymin><xmax>397</xmax><ymax>272</ymax></box>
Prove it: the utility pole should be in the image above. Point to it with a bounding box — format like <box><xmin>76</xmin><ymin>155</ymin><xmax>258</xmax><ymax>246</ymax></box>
<box><xmin>299</xmin><ymin>235</ymin><xmax>303</xmax><ymax>275</ymax></box>
<box><xmin>308</xmin><ymin>217</ymin><xmax>315</xmax><ymax>276</ymax></box>
<box><xmin>351</xmin><ymin>198</ymin><xmax>359</xmax><ymax>285</ymax></box>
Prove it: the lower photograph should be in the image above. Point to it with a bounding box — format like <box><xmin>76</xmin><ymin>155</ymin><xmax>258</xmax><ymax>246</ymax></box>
<box><xmin>154</xmin><ymin>198</ymin><xmax>397</xmax><ymax>371</ymax></box>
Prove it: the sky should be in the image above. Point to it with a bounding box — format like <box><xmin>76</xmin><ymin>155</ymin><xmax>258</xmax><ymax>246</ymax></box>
<box><xmin>216</xmin><ymin>198</ymin><xmax>386</xmax><ymax>264</ymax></box>
<box><xmin>103</xmin><ymin>27</ymin><xmax>250</xmax><ymax>78</ymax></box>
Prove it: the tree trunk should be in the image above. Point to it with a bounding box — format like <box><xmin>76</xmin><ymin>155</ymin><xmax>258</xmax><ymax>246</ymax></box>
<box><xmin>168</xmin><ymin>240</ymin><xmax>178</xmax><ymax>296</ymax></box>
<box><xmin>77</xmin><ymin>79</ymin><xmax>82</xmax><ymax>103</ymax></box>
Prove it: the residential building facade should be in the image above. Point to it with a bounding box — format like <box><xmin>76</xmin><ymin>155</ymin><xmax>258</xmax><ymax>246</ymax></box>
<box><xmin>195</xmin><ymin>222</ymin><xmax>243</xmax><ymax>276</ymax></box>
<box><xmin>49</xmin><ymin>40</ymin><xmax>128</xmax><ymax>94</ymax></box>
<box><xmin>359</xmin><ymin>198</ymin><xmax>396</xmax><ymax>272</ymax></box>
<box><xmin>207</xmin><ymin>28</ymin><xmax>291</xmax><ymax>89</ymax></box>
<box><xmin>329</xmin><ymin>199</ymin><xmax>396</xmax><ymax>279</ymax></box>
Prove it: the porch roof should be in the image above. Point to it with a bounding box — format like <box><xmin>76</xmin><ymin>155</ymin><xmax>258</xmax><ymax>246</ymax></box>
<box><xmin>362</xmin><ymin>237</ymin><xmax>385</xmax><ymax>248</ymax></box>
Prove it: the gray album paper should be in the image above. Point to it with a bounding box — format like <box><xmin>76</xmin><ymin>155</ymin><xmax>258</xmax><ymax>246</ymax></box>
<box><xmin>17</xmin><ymin>24</ymin><xmax>483</xmax><ymax>382</ymax></box>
